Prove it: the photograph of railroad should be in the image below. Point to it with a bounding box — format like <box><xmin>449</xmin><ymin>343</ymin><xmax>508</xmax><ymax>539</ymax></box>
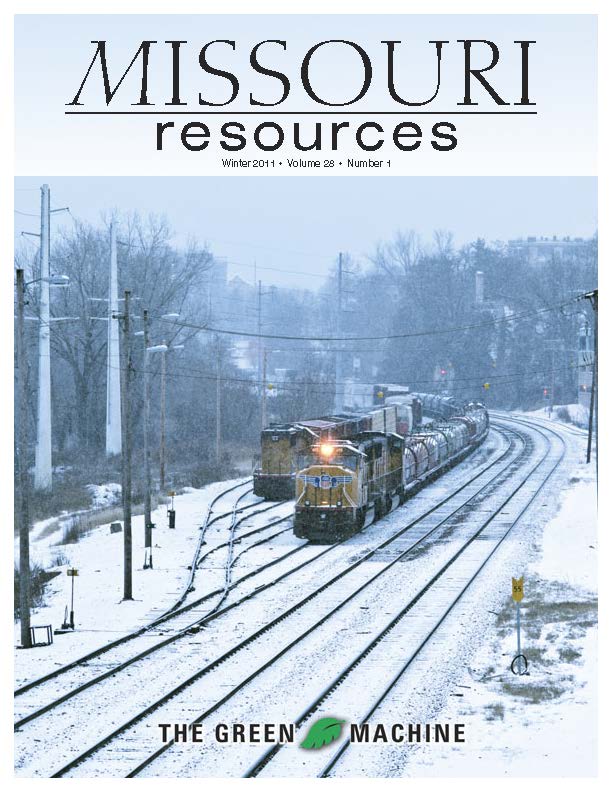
<box><xmin>13</xmin><ymin>175</ymin><xmax>597</xmax><ymax>777</ymax></box>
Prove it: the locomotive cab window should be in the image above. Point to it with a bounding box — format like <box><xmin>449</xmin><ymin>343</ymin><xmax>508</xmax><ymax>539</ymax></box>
<box><xmin>338</xmin><ymin>455</ymin><xmax>358</xmax><ymax>470</ymax></box>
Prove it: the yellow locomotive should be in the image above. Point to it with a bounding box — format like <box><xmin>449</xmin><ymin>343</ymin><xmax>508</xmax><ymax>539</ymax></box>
<box><xmin>294</xmin><ymin>401</ymin><xmax>488</xmax><ymax>542</ymax></box>
<box><xmin>253</xmin><ymin>406</ymin><xmax>404</xmax><ymax>501</ymax></box>
<box><xmin>294</xmin><ymin>432</ymin><xmax>405</xmax><ymax>541</ymax></box>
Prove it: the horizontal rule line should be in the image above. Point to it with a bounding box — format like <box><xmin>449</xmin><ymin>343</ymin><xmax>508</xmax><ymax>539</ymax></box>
<box><xmin>64</xmin><ymin>110</ymin><xmax>538</xmax><ymax>116</ymax></box>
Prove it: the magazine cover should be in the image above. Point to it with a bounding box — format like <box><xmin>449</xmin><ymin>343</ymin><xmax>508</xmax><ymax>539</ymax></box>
<box><xmin>6</xmin><ymin>0</ymin><xmax>604</xmax><ymax>784</ymax></box>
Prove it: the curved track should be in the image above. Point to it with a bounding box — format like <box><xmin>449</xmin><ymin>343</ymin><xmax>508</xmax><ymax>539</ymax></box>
<box><xmin>15</xmin><ymin>478</ymin><xmax>254</xmax><ymax>696</ymax></box>
<box><xmin>14</xmin><ymin>480</ymin><xmax>294</xmax><ymax>708</ymax></box>
<box><xmin>14</xmin><ymin>416</ymin><xmax>574</xmax><ymax>778</ymax></box>
<box><xmin>247</xmin><ymin>415</ymin><xmax>567</xmax><ymax>777</ymax></box>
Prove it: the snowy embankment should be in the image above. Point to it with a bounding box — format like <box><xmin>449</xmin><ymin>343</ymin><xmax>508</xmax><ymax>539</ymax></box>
<box><xmin>400</xmin><ymin>420</ymin><xmax>597</xmax><ymax>777</ymax></box>
<box><xmin>521</xmin><ymin>402</ymin><xmax>590</xmax><ymax>430</ymax></box>
<box><xmin>14</xmin><ymin>478</ymin><xmax>250</xmax><ymax>687</ymax></box>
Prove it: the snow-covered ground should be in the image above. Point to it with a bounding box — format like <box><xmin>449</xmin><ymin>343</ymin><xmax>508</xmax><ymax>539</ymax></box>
<box><xmin>520</xmin><ymin>403</ymin><xmax>591</xmax><ymax>430</ymax></box>
<box><xmin>13</xmin><ymin>414</ymin><xmax>597</xmax><ymax>778</ymax></box>
<box><xmin>365</xmin><ymin>419</ymin><xmax>597</xmax><ymax>777</ymax></box>
<box><xmin>14</xmin><ymin>478</ymin><xmax>254</xmax><ymax>686</ymax></box>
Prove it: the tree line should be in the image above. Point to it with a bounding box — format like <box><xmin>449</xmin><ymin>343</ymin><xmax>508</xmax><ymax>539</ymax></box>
<box><xmin>14</xmin><ymin>214</ymin><xmax>597</xmax><ymax>503</ymax></box>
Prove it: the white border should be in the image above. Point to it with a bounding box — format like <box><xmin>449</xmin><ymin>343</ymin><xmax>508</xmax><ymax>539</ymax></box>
<box><xmin>1</xmin><ymin>2</ymin><xmax>607</xmax><ymax>791</ymax></box>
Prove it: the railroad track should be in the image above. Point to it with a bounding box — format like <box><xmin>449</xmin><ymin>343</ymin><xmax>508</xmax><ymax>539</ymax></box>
<box><xmin>14</xmin><ymin>423</ymin><xmax>540</xmax><ymax>777</ymax></box>
<box><xmin>112</xmin><ymin>418</ymin><xmax>562</xmax><ymax>779</ymax></box>
<box><xmin>14</xmin><ymin>487</ymin><xmax>295</xmax><ymax>727</ymax></box>
<box><xmin>244</xmin><ymin>415</ymin><xmax>568</xmax><ymax>777</ymax></box>
<box><xmin>14</xmin><ymin>479</ymin><xmax>283</xmax><ymax>696</ymax></box>
<box><xmin>490</xmin><ymin>410</ymin><xmax>588</xmax><ymax>438</ymax></box>
<box><xmin>13</xmin><ymin>430</ymin><xmax>508</xmax><ymax>735</ymax></box>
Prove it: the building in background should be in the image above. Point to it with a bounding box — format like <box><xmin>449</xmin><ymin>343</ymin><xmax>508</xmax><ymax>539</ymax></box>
<box><xmin>508</xmin><ymin>236</ymin><xmax>590</xmax><ymax>264</ymax></box>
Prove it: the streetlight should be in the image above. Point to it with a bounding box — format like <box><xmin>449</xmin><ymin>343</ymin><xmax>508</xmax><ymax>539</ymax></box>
<box><xmin>25</xmin><ymin>274</ymin><xmax>70</xmax><ymax>287</ymax></box>
<box><xmin>15</xmin><ymin>269</ymin><xmax>70</xmax><ymax>648</ymax></box>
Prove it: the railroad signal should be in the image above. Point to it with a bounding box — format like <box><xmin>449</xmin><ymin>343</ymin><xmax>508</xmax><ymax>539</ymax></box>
<box><xmin>483</xmin><ymin>382</ymin><xmax>491</xmax><ymax>390</ymax></box>
<box><xmin>168</xmin><ymin>491</ymin><xmax>176</xmax><ymax>529</ymax></box>
<box><xmin>63</xmin><ymin>568</ymin><xmax>79</xmax><ymax>630</ymax></box>
<box><xmin>543</xmin><ymin>388</ymin><xmax>549</xmax><ymax>397</ymax></box>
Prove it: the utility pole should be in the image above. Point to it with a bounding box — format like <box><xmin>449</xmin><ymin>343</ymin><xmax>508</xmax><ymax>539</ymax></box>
<box><xmin>216</xmin><ymin>334</ymin><xmax>222</xmax><ymax>464</ymax></box>
<box><xmin>257</xmin><ymin>279</ymin><xmax>263</xmax><ymax>389</ymax></box>
<box><xmin>119</xmin><ymin>290</ymin><xmax>133</xmax><ymax>600</ymax></box>
<box><xmin>334</xmin><ymin>253</ymin><xmax>344</xmax><ymax>414</ymax></box>
<box><xmin>549</xmin><ymin>346</ymin><xmax>556</xmax><ymax>418</ymax></box>
<box><xmin>160</xmin><ymin>342</ymin><xmax>167</xmax><ymax>492</ymax></box>
<box><xmin>16</xmin><ymin>269</ymin><xmax>32</xmax><ymax>648</ymax></box>
<box><xmin>106</xmin><ymin>222</ymin><xmax>122</xmax><ymax>456</ymax></box>
<box><xmin>261</xmin><ymin>347</ymin><xmax>268</xmax><ymax>430</ymax></box>
<box><xmin>586</xmin><ymin>290</ymin><xmax>598</xmax><ymax>465</ymax></box>
<box><xmin>34</xmin><ymin>184</ymin><xmax>52</xmax><ymax>491</ymax></box>
<box><xmin>142</xmin><ymin>309</ymin><xmax>153</xmax><ymax>569</ymax></box>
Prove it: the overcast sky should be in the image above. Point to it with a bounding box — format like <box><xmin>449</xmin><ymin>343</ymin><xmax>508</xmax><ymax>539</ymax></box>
<box><xmin>14</xmin><ymin>177</ymin><xmax>597</xmax><ymax>288</ymax></box>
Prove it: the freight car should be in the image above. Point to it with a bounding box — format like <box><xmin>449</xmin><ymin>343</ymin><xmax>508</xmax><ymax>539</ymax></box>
<box><xmin>374</xmin><ymin>385</ymin><xmax>423</xmax><ymax>427</ymax></box>
<box><xmin>254</xmin><ymin>404</ymin><xmax>406</xmax><ymax>500</ymax></box>
<box><xmin>293</xmin><ymin>402</ymin><xmax>488</xmax><ymax>542</ymax></box>
<box><xmin>411</xmin><ymin>392</ymin><xmax>463</xmax><ymax>421</ymax></box>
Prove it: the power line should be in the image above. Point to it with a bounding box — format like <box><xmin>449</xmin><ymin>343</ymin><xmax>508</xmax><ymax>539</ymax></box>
<box><xmin>106</xmin><ymin>360</ymin><xmax>583</xmax><ymax>396</ymax></box>
<box><xmin>226</xmin><ymin>259</ymin><xmax>330</xmax><ymax>280</ymax></box>
<box><xmin>154</xmin><ymin>294</ymin><xmax>590</xmax><ymax>343</ymax></box>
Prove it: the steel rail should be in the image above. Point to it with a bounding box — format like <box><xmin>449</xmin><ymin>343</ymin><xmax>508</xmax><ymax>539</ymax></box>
<box><xmin>14</xmin><ymin>503</ymin><xmax>294</xmax><ymax>729</ymax></box>
<box><xmin>313</xmin><ymin>415</ymin><xmax>567</xmax><ymax>777</ymax></box>
<box><xmin>47</xmin><ymin>426</ymin><xmax>524</xmax><ymax>777</ymax></box>
<box><xmin>15</xmin><ymin>433</ymin><xmax>504</xmax><ymax>724</ymax></box>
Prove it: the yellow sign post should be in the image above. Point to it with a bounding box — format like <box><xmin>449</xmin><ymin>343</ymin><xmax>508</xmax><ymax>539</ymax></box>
<box><xmin>511</xmin><ymin>577</ymin><xmax>528</xmax><ymax>675</ymax></box>
<box><xmin>512</xmin><ymin>576</ymin><xmax>524</xmax><ymax>602</ymax></box>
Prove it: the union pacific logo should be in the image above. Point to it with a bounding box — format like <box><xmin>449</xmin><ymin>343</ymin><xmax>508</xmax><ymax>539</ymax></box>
<box><xmin>299</xmin><ymin>474</ymin><xmax>353</xmax><ymax>488</ymax></box>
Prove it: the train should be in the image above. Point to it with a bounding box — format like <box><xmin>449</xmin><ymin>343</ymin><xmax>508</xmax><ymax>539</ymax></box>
<box><xmin>253</xmin><ymin>394</ymin><xmax>422</xmax><ymax>500</ymax></box>
<box><xmin>293</xmin><ymin>398</ymin><xmax>489</xmax><ymax>543</ymax></box>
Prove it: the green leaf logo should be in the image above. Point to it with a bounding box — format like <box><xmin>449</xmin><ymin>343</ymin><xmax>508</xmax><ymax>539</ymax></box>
<box><xmin>300</xmin><ymin>717</ymin><xmax>345</xmax><ymax>750</ymax></box>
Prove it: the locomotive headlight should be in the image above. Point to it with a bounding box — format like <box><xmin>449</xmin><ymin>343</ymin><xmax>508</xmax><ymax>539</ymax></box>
<box><xmin>305</xmin><ymin>499</ymin><xmax>310</xmax><ymax>506</ymax></box>
<box><xmin>320</xmin><ymin>443</ymin><xmax>334</xmax><ymax>458</ymax></box>
<box><xmin>336</xmin><ymin>500</ymin><xmax>342</xmax><ymax>507</ymax></box>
